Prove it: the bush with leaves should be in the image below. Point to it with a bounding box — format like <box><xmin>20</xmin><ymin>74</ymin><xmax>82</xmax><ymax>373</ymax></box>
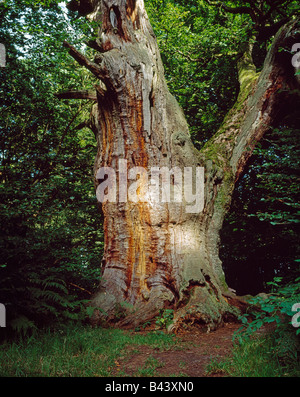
<box><xmin>235</xmin><ymin>277</ymin><xmax>300</xmax><ymax>367</ymax></box>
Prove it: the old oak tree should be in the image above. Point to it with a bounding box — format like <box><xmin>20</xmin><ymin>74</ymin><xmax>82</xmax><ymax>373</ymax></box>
<box><xmin>59</xmin><ymin>0</ymin><xmax>300</xmax><ymax>330</ymax></box>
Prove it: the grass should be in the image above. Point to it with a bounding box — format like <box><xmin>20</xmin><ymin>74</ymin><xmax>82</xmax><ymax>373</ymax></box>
<box><xmin>133</xmin><ymin>355</ymin><xmax>165</xmax><ymax>377</ymax></box>
<box><xmin>205</xmin><ymin>334</ymin><xmax>300</xmax><ymax>377</ymax></box>
<box><xmin>1</xmin><ymin>323</ymin><xmax>299</xmax><ymax>377</ymax></box>
<box><xmin>0</xmin><ymin>325</ymin><xmax>179</xmax><ymax>377</ymax></box>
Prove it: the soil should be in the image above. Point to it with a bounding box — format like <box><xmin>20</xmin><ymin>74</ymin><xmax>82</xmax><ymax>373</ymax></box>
<box><xmin>114</xmin><ymin>322</ymin><xmax>242</xmax><ymax>377</ymax></box>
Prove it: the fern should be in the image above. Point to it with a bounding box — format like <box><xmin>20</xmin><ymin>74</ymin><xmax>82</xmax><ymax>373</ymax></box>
<box><xmin>29</xmin><ymin>275</ymin><xmax>68</xmax><ymax>294</ymax></box>
<box><xmin>1</xmin><ymin>265</ymin><xmax>94</xmax><ymax>336</ymax></box>
<box><xmin>10</xmin><ymin>316</ymin><xmax>36</xmax><ymax>336</ymax></box>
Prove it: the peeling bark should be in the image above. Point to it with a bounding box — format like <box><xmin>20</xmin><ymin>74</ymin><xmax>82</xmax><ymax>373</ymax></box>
<box><xmin>65</xmin><ymin>1</ymin><xmax>300</xmax><ymax>330</ymax></box>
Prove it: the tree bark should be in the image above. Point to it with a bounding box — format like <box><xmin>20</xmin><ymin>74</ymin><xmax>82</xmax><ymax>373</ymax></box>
<box><xmin>66</xmin><ymin>1</ymin><xmax>300</xmax><ymax>330</ymax></box>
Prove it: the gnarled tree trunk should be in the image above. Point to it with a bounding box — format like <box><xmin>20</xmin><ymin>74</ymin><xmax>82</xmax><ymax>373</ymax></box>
<box><xmin>65</xmin><ymin>0</ymin><xmax>300</xmax><ymax>330</ymax></box>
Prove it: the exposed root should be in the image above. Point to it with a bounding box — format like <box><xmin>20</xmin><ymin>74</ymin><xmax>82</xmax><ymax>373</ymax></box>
<box><xmin>88</xmin><ymin>290</ymin><xmax>246</xmax><ymax>334</ymax></box>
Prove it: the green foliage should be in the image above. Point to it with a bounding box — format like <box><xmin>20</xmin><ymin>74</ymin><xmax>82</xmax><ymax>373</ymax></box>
<box><xmin>206</xmin><ymin>276</ymin><xmax>300</xmax><ymax>377</ymax></box>
<box><xmin>205</xmin><ymin>357</ymin><xmax>228</xmax><ymax>376</ymax></box>
<box><xmin>221</xmin><ymin>123</ymin><xmax>300</xmax><ymax>294</ymax></box>
<box><xmin>236</xmin><ymin>277</ymin><xmax>300</xmax><ymax>337</ymax></box>
<box><xmin>0</xmin><ymin>0</ymin><xmax>102</xmax><ymax>335</ymax></box>
<box><xmin>233</xmin><ymin>277</ymin><xmax>300</xmax><ymax>373</ymax></box>
<box><xmin>155</xmin><ymin>308</ymin><xmax>174</xmax><ymax>329</ymax></box>
<box><xmin>249</xmin><ymin>127</ymin><xmax>300</xmax><ymax>226</ymax></box>
<box><xmin>208</xmin><ymin>334</ymin><xmax>300</xmax><ymax>377</ymax></box>
<box><xmin>145</xmin><ymin>0</ymin><xmax>244</xmax><ymax>147</ymax></box>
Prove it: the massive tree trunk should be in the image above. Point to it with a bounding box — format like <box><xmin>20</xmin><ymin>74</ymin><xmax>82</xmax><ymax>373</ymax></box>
<box><xmin>65</xmin><ymin>1</ymin><xmax>300</xmax><ymax>330</ymax></box>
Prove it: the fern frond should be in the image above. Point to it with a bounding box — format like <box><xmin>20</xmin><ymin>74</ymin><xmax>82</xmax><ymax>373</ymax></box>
<box><xmin>10</xmin><ymin>316</ymin><xmax>36</xmax><ymax>335</ymax></box>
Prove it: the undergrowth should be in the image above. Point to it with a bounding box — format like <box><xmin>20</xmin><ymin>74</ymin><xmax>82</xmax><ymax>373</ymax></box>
<box><xmin>206</xmin><ymin>277</ymin><xmax>300</xmax><ymax>377</ymax></box>
<box><xmin>206</xmin><ymin>333</ymin><xmax>300</xmax><ymax>377</ymax></box>
<box><xmin>0</xmin><ymin>325</ymin><xmax>179</xmax><ymax>377</ymax></box>
<box><xmin>1</xmin><ymin>277</ymin><xmax>299</xmax><ymax>377</ymax></box>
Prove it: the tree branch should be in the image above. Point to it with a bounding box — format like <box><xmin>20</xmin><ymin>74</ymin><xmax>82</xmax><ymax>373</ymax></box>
<box><xmin>85</xmin><ymin>38</ymin><xmax>104</xmax><ymax>52</ymax></box>
<box><xmin>257</xmin><ymin>17</ymin><xmax>290</xmax><ymax>41</ymax></box>
<box><xmin>68</xmin><ymin>282</ymin><xmax>93</xmax><ymax>296</ymax></box>
<box><xmin>74</xmin><ymin>121</ymin><xmax>90</xmax><ymax>130</ymax></box>
<box><xmin>205</xmin><ymin>0</ymin><xmax>257</xmax><ymax>23</ymax></box>
<box><xmin>67</xmin><ymin>0</ymin><xmax>98</xmax><ymax>16</ymax></box>
<box><xmin>221</xmin><ymin>3</ymin><xmax>257</xmax><ymax>23</ymax></box>
<box><xmin>55</xmin><ymin>90</ymin><xmax>97</xmax><ymax>101</ymax></box>
<box><xmin>63</xmin><ymin>41</ymin><xmax>108</xmax><ymax>86</ymax></box>
<box><xmin>176</xmin><ymin>49</ymin><xmax>202</xmax><ymax>63</ymax></box>
<box><xmin>94</xmin><ymin>82</ymin><xmax>107</xmax><ymax>97</ymax></box>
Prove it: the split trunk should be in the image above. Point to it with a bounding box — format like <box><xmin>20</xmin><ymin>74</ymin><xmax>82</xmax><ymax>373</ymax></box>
<box><xmin>65</xmin><ymin>1</ymin><xmax>300</xmax><ymax>330</ymax></box>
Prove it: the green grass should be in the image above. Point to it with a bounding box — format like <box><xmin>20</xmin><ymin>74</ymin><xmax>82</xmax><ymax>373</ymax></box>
<box><xmin>0</xmin><ymin>325</ymin><xmax>179</xmax><ymax>377</ymax></box>
<box><xmin>205</xmin><ymin>334</ymin><xmax>300</xmax><ymax>377</ymax></box>
<box><xmin>1</xmin><ymin>323</ymin><xmax>299</xmax><ymax>377</ymax></box>
<box><xmin>133</xmin><ymin>355</ymin><xmax>165</xmax><ymax>377</ymax></box>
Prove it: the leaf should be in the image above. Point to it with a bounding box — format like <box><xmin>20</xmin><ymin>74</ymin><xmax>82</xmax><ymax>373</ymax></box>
<box><xmin>255</xmin><ymin>320</ymin><xmax>264</xmax><ymax>329</ymax></box>
<box><xmin>263</xmin><ymin>317</ymin><xmax>276</xmax><ymax>323</ymax></box>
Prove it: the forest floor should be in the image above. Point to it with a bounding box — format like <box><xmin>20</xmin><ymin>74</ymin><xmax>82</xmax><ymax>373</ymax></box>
<box><xmin>113</xmin><ymin>322</ymin><xmax>241</xmax><ymax>377</ymax></box>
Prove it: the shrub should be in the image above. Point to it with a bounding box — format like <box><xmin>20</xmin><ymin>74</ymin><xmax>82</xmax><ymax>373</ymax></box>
<box><xmin>234</xmin><ymin>277</ymin><xmax>300</xmax><ymax>371</ymax></box>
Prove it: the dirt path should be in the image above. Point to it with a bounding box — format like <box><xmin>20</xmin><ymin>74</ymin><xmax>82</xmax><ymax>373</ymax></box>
<box><xmin>116</xmin><ymin>322</ymin><xmax>241</xmax><ymax>377</ymax></box>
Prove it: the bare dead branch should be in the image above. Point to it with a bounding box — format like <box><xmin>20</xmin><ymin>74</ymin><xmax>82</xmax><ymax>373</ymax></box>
<box><xmin>85</xmin><ymin>39</ymin><xmax>104</xmax><ymax>52</ymax></box>
<box><xmin>55</xmin><ymin>90</ymin><xmax>97</xmax><ymax>101</ymax></box>
<box><xmin>68</xmin><ymin>282</ymin><xmax>93</xmax><ymax>295</ymax></box>
<box><xmin>63</xmin><ymin>41</ymin><xmax>108</xmax><ymax>85</ymax></box>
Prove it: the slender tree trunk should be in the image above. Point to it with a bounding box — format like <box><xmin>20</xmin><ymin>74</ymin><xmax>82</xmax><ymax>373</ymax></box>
<box><xmin>65</xmin><ymin>1</ymin><xmax>300</xmax><ymax>330</ymax></box>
